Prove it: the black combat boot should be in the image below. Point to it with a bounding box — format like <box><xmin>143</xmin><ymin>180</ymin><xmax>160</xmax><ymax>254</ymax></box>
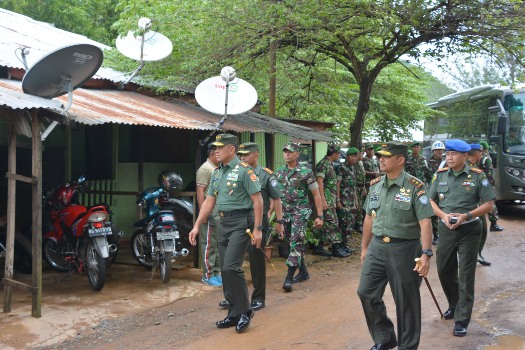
<box><xmin>341</xmin><ymin>236</ymin><xmax>351</xmax><ymax>254</ymax></box>
<box><xmin>283</xmin><ymin>266</ymin><xmax>297</xmax><ymax>292</ymax></box>
<box><xmin>490</xmin><ymin>222</ymin><xmax>503</xmax><ymax>231</ymax></box>
<box><xmin>332</xmin><ymin>243</ymin><xmax>350</xmax><ymax>258</ymax></box>
<box><xmin>312</xmin><ymin>242</ymin><xmax>331</xmax><ymax>257</ymax></box>
<box><xmin>292</xmin><ymin>260</ymin><xmax>310</xmax><ymax>283</ymax></box>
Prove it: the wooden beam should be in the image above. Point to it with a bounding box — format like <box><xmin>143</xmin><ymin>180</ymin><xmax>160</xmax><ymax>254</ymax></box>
<box><xmin>31</xmin><ymin>111</ymin><xmax>42</xmax><ymax>318</ymax></box>
<box><xmin>5</xmin><ymin>172</ymin><xmax>37</xmax><ymax>184</ymax></box>
<box><xmin>1</xmin><ymin>278</ymin><xmax>37</xmax><ymax>293</ymax></box>
<box><xmin>3</xmin><ymin>123</ymin><xmax>16</xmax><ymax>313</ymax></box>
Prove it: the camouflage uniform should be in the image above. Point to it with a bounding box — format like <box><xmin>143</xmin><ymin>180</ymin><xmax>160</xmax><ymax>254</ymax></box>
<box><xmin>336</xmin><ymin>162</ymin><xmax>357</xmax><ymax>237</ymax></box>
<box><xmin>362</xmin><ymin>156</ymin><xmax>379</xmax><ymax>185</ymax></box>
<box><xmin>355</xmin><ymin>160</ymin><xmax>367</xmax><ymax>228</ymax></box>
<box><xmin>405</xmin><ymin>154</ymin><xmax>431</xmax><ymax>184</ymax></box>
<box><xmin>313</xmin><ymin>156</ymin><xmax>342</xmax><ymax>245</ymax></box>
<box><xmin>276</xmin><ymin>163</ymin><xmax>318</xmax><ymax>267</ymax></box>
<box><xmin>479</xmin><ymin>154</ymin><xmax>499</xmax><ymax>224</ymax></box>
<box><xmin>427</xmin><ymin>155</ymin><xmax>445</xmax><ymax>238</ymax></box>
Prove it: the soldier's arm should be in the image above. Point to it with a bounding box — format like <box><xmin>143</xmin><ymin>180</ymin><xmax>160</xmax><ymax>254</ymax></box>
<box><xmin>251</xmin><ymin>192</ymin><xmax>264</xmax><ymax>248</ymax></box>
<box><xmin>310</xmin><ymin>188</ymin><xmax>324</xmax><ymax>228</ymax></box>
<box><xmin>360</xmin><ymin>215</ymin><xmax>373</xmax><ymax>263</ymax></box>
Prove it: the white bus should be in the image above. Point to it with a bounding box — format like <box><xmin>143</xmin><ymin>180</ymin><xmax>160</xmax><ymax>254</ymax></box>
<box><xmin>427</xmin><ymin>85</ymin><xmax>525</xmax><ymax>203</ymax></box>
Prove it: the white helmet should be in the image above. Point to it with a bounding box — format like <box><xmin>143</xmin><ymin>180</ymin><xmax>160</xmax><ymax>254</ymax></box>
<box><xmin>431</xmin><ymin>141</ymin><xmax>445</xmax><ymax>151</ymax></box>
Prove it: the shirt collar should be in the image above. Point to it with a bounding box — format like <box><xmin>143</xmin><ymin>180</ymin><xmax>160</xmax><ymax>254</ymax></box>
<box><xmin>448</xmin><ymin>163</ymin><xmax>470</xmax><ymax>175</ymax></box>
<box><xmin>221</xmin><ymin>156</ymin><xmax>240</xmax><ymax>169</ymax></box>
<box><xmin>381</xmin><ymin>170</ymin><xmax>407</xmax><ymax>188</ymax></box>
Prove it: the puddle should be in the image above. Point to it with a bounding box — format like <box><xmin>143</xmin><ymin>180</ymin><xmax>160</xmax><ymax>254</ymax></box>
<box><xmin>485</xmin><ymin>334</ymin><xmax>525</xmax><ymax>350</ymax></box>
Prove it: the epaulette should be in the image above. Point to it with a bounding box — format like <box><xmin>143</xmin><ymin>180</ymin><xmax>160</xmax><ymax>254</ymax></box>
<box><xmin>263</xmin><ymin>167</ymin><xmax>274</xmax><ymax>175</ymax></box>
<box><xmin>409</xmin><ymin>177</ymin><xmax>423</xmax><ymax>189</ymax></box>
<box><xmin>437</xmin><ymin>167</ymin><xmax>449</xmax><ymax>173</ymax></box>
<box><xmin>370</xmin><ymin>177</ymin><xmax>381</xmax><ymax>186</ymax></box>
<box><xmin>470</xmin><ymin>167</ymin><xmax>483</xmax><ymax>174</ymax></box>
<box><xmin>239</xmin><ymin>161</ymin><xmax>249</xmax><ymax>168</ymax></box>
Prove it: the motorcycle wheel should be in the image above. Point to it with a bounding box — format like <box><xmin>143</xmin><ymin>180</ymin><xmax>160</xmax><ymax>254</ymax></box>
<box><xmin>86</xmin><ymin>239</ymin><xmax>106</xmax><ymax>291</ymax></box>
<box><xmin>43</xmin><ymin>237</ymin><xmax>70</xmax><ymax>272</ymax></box>
<box><xmin>159</xmin><ymin>251</ymin><xmax>171</xmax><ymax>283</ymax></box>
<box><xmin>130</xmin><ymin>229</ymin><xmax>153</xmax><ymax>270</ymax></box>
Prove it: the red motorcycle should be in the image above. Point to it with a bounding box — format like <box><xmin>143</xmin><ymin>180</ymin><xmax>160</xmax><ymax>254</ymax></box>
<box><xmin>42</xmin><ymin>176</ymin><xmax>118</xmax><ymax>291</ymax></box>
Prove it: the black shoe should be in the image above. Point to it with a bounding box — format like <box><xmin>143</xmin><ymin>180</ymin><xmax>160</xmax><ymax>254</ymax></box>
<box><xmin>478</xmin><ymin>254</ymin><xmax>492</xmax><ymax>266</ymax></box>
<box><xmin>332</xmin><ymin>243</ymin><xmax>350</xmax><ymax>258</ymax></box>
<box><xmin>370</xmin><ymin>339</ymin><xmax>397</xmax><ymax>350</ymax></box>
<box><xmin>453</xmin><ymin>321</ymin><xmax>467</xmax><ymax>337</ymax></box>
<box><xmin>235</xmin><ymin>309</ymin><xmax>254</xmax><ymax>333</ymax></box>
<box><xmin>312</xmin><ymin>246</ymin><xmax>332</xmax><ymax>257</ymax></box>
<box><xmin>432</xmin><ymin>234</ymin><xmax>439</xmax><ymax>245</ymax></box>
<box><xmin>292</xmin><ymin>271</ymin><xmax>310</xmax><ymax>283</ymax></box>
<box><xmin>250</xmin><ymin>301</ymin><xmax>265</xmax><ymax>311</ymax></box>
<box><xmin>283</xmin><ymin>276</ymin><xmax>293</xmax><ymax>292</ymax></box>
<box><xmin>442</xmin><ymin>308</ymin><xmax>455</xmax><ymax>320</ymax></box>
<box><xmin>219</xmin><ymin>300</ymin><xmax>232</xmax><ymax>309</ymax></box>
<box><xmin>490</xmin><ymin>224</ymin><xmax>503</xmax><ymax>231</ymax></box>
<box><xmin>216</xmin><ymin>315</ymin><xmax>239</xmax><ymax>328</ymax></box>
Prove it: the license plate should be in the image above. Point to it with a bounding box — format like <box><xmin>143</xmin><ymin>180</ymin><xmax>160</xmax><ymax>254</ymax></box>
<box><xmin>88</xmin><ymin>226</ymin><xmax>112</xmax><ymax>237</ymax></box>
<box><xmin>156</xmin><ymin>231</ymin><xmax>179</xmax><ymax>240</ymax></box>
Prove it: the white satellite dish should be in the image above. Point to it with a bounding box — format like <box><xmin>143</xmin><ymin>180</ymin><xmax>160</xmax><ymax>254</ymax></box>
<box><xmin>195</xmin><ymin>75</ymin><xmax>258</xmax><ymax>116</ymax></box>
<box><xmin>116</xmin><ymin>30</ymin><xmax>173</xmax><ymax>62</ymax></box>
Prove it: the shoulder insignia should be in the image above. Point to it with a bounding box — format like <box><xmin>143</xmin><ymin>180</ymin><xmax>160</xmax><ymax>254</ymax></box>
<box><xmin>470</xmin><ymin>167</ymin><xmax>483</xmax><ymax>174</ymax></box>
<box><xmin>263</xmin><ymin>167</ymin><xmax>274</xmax><ymax>175</ymax></box>
<box><xmin>437</xmin><ymin>167</ymin><xmax>449</xmax><ymax>173</ymax></box>
<box><xmin>247</xmin><ymin>169</ymin><xmax>254</xmax><ymax>174</ymax></box>
<box><xmin>417</xmin><ymin>190</ymin><xmax>426</xmax><ymax>197</ymax></box>
<box><xmin>409</xmin><ymin>177</ymin><xmax>423</xmax><ymax>188</ymax></box>
<box><xmin>239</xmin><ymin>161</ymin><xmax>249</xmax><ymax>168</ymax></box>
<box><xmin>370</xmin><ymin>177</ymin><xmax>381</xmax><ymax>186</ymax></box>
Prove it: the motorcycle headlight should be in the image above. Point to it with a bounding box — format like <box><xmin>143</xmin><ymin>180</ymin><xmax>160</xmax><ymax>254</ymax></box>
<box><xmin>88</xmin><ymin>212</ymin><xmax>107</xmax><ymax>223</ymax></box>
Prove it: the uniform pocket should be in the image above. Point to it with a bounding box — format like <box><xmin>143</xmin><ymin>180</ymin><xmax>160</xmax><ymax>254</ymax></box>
<box><xmin>393</xmin><ymin>200</ymin><xmax>411</xmax><ymax>210</ymax></box>
<box><xmin>437</xmin><ymin>185</ymin><xmax>449</xmax><ymax>193</ymax></box>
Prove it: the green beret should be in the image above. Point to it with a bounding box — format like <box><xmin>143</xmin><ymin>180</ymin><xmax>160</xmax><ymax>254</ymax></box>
<box><xmin>378</xmin><ymin>142</ymin><xmax>409</xmax><ymax>156</ymax></box>
<box><xmin>346</xmin><ymin>147</ymin><xmax>359</xmax><ymax>155</ymax></box>
<box><xmin>212</xmin><ymin>133</ymin><xmax>238</xmax><ymax>146</ymax></box>
<box><xmin>410</xmin><ymin>141</ymin><xmax>420</xmax><ymax>148</ymax></box>
<box><xmin>366</xmin><ymin>144</ymin><xmax>374</xmax><ymax>150</ymax></box>
<box><xmin>479</xmin><ymin>141</ymin><xmax>489</xmax><ymax>151</ymax></box>
<box><xmin>237</xmin><ymin>142</ymin><xmax>259</xmax><ymax>154</ymax></box>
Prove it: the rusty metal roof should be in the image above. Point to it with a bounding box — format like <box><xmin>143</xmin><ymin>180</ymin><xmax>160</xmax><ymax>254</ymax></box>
<box><xmin>0</xmin><ymin>79</ymin><xmax>333</xmax><ymax>141</ymax></box>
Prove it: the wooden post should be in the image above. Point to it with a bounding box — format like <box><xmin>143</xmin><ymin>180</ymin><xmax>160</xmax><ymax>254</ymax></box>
<box><xmin>3</xmin><ymin>123</ymin><xmax>17</xmax><ymax>313</ymax></box>
<box><xmin>31</xmin><ymin>111</ymin><xmax>42</xmax><ymax>318</ymax></box>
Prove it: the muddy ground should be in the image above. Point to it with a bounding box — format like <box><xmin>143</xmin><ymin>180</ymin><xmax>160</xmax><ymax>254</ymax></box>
<box><xmin>1</xmin><ymin>205</ymin><xmax>525</xmax><ymax>350</ymax></box>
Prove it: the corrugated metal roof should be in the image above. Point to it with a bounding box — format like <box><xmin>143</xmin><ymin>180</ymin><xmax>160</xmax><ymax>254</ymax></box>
<box><xmin>0</xmin><ymin>79</ymin><xmax>333</xmax><ymax>141</ymax></box>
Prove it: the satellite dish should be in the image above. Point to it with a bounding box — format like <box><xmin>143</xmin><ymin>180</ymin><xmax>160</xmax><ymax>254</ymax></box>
<box><xmin>195</xmin><ymin>76</ymin><xmax>258</xmax><ymax>116</ymax></box>
<box><xmin>116</xmin><ymin>30</ymin><xmax>173</xmax><ymax>62</ymax></box>
<box><xmin>22</xmin><ymin>43</ymin><xmax>103</xmax><ymax>99</ymax></box>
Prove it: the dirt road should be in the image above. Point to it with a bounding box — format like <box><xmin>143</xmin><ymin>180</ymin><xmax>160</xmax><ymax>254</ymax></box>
<box><xmin>1</xmin><ymin>205</ymin><xmax>525</xmax><ymax>350</ymax></box>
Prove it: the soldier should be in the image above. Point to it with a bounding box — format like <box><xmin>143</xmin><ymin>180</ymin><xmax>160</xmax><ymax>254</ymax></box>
<box><xmin>275</xmin><ymin>143</ymin><xmax>324</xmax><ymax>292</ymax></box>
<box><xmin>427</xmin><ymin>140</ymin><xmax>446</xmax><ymax>245</ymax></box>
<box><xmin>313</xmin><ymin>145</ymin><xmax>350</xmax><ymax>258</ymax></box>
<box><xmin>428</xmin><ymin>139</ymin><xmax>495</xmax><ymax>337</ymax></box>
<box><xmin>188</xmin><ymin>133</ymin><xmax>264</xmax><ymax>333</ymax></box>
<box><xmin>479</xmin><ymin>141</ymin><xmax>503</xmax><ymax>232</ymax></box>
<box><xmin>196</xmin><ymin>143</ymin><xmax>222</xmax><ymax>287</ymax></box>
<box><xmin>218</xmin><ymin>142</ymin><xmax>284</xmax><ymax>311</ymax></box>
<box><xmin>405</xmin><ymin>141</ymin><xmax>431</xmax><ymax>183</ymax></box>
<box><xmin>357</xmin><ymin>142</ymin><xmax>434</xmax><ymax>350</ymax></box>
<box><xmin>363</xmin><ymin>144</ymin><xmax>380</xmax><ymax>183</ymax></box>
<box><xmin>355</xmin><ymin>151</ymin><xmax>368</xmax><ymax>232</ymax></box>
<box><xmin>336</xmin><ymin>147</ymin><xmax>359</xmax><ymax>252</ymax></box>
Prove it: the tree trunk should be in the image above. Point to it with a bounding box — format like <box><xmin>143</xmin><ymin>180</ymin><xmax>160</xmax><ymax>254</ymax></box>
<box><xmin>349</xmin><ymin>77</ymin><xmax>374</xmax><ymax>148</ymax></box>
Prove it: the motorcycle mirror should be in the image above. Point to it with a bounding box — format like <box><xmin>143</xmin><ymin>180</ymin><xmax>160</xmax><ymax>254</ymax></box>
<box><xmin>78</xmin><ymin>175</ymin><xmax>86</xmax><ymax>184</ymax></box>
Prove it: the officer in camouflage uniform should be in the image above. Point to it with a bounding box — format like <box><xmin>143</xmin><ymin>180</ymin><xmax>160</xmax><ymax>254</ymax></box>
<box><xmin>405</xmin><ymin>141</ymin><xmax>431</xmax><ymax>184</ymax></box>
<box><xmin>479</xmin><ymin>141</ymin><xmax>503</xmax><ymax>232</ymax></box>
<box><xmin>362</xmin><ymin>144</ymin><xmax>380</xmax><ymax>187</ymax></box>
<box><xmin>336</xmin><ymin>147</ymin><xmax>360</xmax><ymax>252</ymax></box>
<box><xmin>276</xmin><ymin>143</ymin><xmax>324</xmax><ymax>292</ymax></box>
<box><xmin>314</xmin><ymin>145</ymin><xmax>350</xmax><ymax>258</ymax></box>
<box><xmin>355</xmin><ymin>150</ymin><xmax>368</xmax><ymax>232</ymax></box>
<box><xmin>427</xmin><ymin>141</ymin><xmax>446</xmax><ymax>245</ymax></box>
<box><xmin>428</xmin><ymin>139</ymin><xmax>496</xmax><ymax>338</ymax></box>
<box><xmin>189</xmin><ymin>133</ymin><xmax>263</xmax><ymax>333</ymax></box>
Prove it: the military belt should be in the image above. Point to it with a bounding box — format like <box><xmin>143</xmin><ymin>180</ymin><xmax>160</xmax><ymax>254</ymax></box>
<box><xmin>374</xmin><ymin>235</ymin><xmax>418</xmax><ymax>243</ymax></box>
<box><xmin>219</xmin><ymin>208</ymin><xmax>252</xmax><ymax>217</ymax></box>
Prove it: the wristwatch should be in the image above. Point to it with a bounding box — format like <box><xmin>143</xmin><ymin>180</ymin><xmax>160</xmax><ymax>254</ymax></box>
<box><xmin>255</xmin><ymin>225</ymin><xmax>264</xmax><ymax>231</ymax></box>
<box><xmin>421</xmin><ymin>249</ymin><xmax>433</xmax><ymax>257</ymax></box>
<box><xmin>317</xmin><ymin>215</ymin><xmax>324</xmax><ymax>220</ymax></box>
<box><xmin>466</xmin><ymin>212</ymin><xmax>473</xmax><ymax>221</ymax></box>
<box><xmin>275</xmin><ymin>219</ymin><xmax>285</xmax><ymax>224</ymax></box>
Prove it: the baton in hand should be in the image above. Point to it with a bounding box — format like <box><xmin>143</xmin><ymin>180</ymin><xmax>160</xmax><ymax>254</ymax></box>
<box><xmin>246</xmin><ymin>229</ymin><xmax>276</xmax><ymax>271</ymax></box>
<box><xmin>415</xmin><ymin>258</ymin><xmax>446</xmax><ymax>325</ymax></box>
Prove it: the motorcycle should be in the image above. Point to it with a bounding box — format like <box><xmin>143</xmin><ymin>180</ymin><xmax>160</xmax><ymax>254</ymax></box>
<box><xmin>42</xmin><ymin>176</ymin><xmax>119</xmax><ymax>291</ymax></box>
<box><xmin>131</xmin><ymin>171</ymin><xmax>189</xmax><ymax>283</ymax></box>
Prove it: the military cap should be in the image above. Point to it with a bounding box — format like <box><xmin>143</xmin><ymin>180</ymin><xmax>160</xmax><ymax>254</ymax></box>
<box><xmin>410</xmin><ymin>141</ymin><xmax>421</xmax><ymax>148</ymax></box>
<box><xmin>211</xmin><ymin>133</ymin><xmax>238</xmax><ymax>147</ymax></box>
<box><xmin>328</xmin><ymin>144</ymin><xmax>341</xmax><ymax>153</ymax></box>
<box><xmin>377</xmin><ymin>142</ymin><xmax>409</xmax><ymax>156</ymax></box>
<box><xmin>237</xmin><ymin>142</ymin><xmax>259</xmax><ymax>154</ymax></box>
<box><xmin>346</xmin><ymin>147</ymin><xmax>359</xmax><ymax>155</ymax></box>
<box><xmin>445</xmin><ymin>139</ymin><xmax>471</xmax><ymax>152</ymax></box>
<box><xmin>469</xmin><ymin>143</ymin><xmax>482</xmax><ymax>151</ymax></box>
<box><xmin>366</xmin><ymin>144</ymin><xmax>375</xmax><ymax>150</ymax></box>
<box><xmin>283</xmin><ymin>142</ymin><xmax>300</xmax><ymax>152</ymax></box>
<box><xmin>479</xmin><ymin>141</ymin><xmax>489</xmax><ymax>151</ymax></box>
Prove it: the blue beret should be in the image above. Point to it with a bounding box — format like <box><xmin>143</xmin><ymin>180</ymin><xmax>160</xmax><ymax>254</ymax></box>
<box><xmin>468</xmin><ymin>143</ymin><xmax>482</xmax><ymax>151</ymax></box>
<box><xmin>445</xmin><ymin>139</ymin><xmax>471</xmax><ymax>152</ymax></box>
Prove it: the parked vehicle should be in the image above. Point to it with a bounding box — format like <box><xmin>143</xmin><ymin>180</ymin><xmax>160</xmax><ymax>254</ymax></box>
<box><xmin>131</xmin><ymin>171</ymin><xmax>189</xmax><ymax>283</ymax></box>
<box><xmin>41</xmin><ymin>176</ymin><xmax>118</xmax><ymax>291</ymax></box>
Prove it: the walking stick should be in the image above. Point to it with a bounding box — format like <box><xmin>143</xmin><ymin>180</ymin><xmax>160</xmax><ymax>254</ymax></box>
<box><xmin>246</xmin><ymin>229</ymin><xmax>276</xmax><ymax>271</ymax></box>
<box><xmin>415</xmin><ymin>258</ymin><xmax>447</xmax><ymax>325</ymax></box>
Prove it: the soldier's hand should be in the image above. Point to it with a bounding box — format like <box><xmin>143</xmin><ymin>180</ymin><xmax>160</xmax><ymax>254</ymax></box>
<box><xmin>252</xmin><ymin>228</ymin><xmax>262</xmax><ymax>248</ymax></box>
<box><xmin>189</xmin><ymin>227</ymin><xmax>199</xmax><ymax>246</ymax></box>
<box><xmin>313</xmin><ymin>217</ymin><xmax>323</xmax><ymax>228</ymax></box>
<box><xmin>336</xmin><ymin>200</ymin><xmax>342</xmax><ymax>209</ymax></box>
<box><xmin>414</xmin><ymin>255</ymin><xmax>430</xmax><ymax>277</ymax></box>
<box><xmin>360</xmin><ymin>248</ymin><xmax>367</xmax><ymax>263</ymax></box>
<box><xmin>275</xmin><ymin>223</ymin><xmax>284</xmax><ymax>237</ymax></box>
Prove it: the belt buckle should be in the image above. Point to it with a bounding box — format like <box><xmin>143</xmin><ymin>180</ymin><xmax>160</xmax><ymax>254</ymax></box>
<box><xmin>220</xmin><ymin>211</ymin><xmax>224</xmax><ymax>217</ymax></box>
<box><xmin>383</xmin><ymin>236</ymin><xmax>390</xmax><ymax>243</ymax></box>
